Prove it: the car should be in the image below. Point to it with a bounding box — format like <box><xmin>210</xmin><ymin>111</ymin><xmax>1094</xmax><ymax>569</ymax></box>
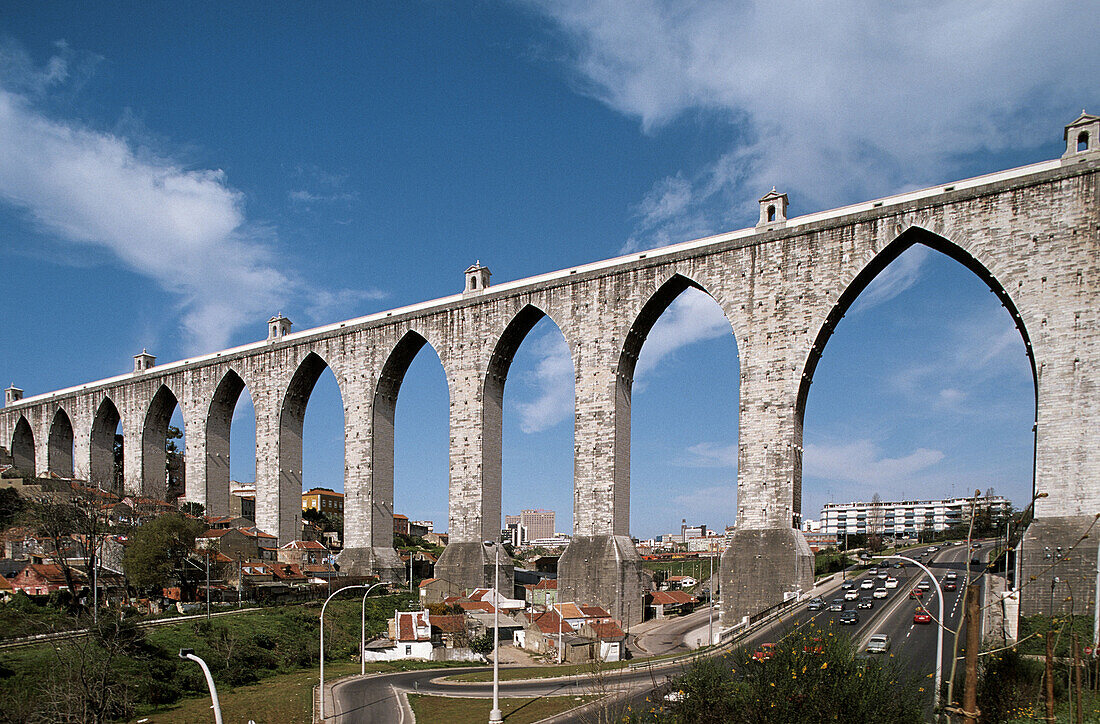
<box><xmin>876</xmin><ymin>572</ymin><xmax>888</xmax><ymax>579</ymax></box>
<box><xmin>909</xmin><ymin>588</ymin><xmax>924</xmax><ymax>598</ymax></box>
<box><xmin>838</xmin><ymin>610</ymin><xmax>860</xmax><ymax>625</ymax></box>
<box><xmin>828</xmin><ymin>599</ymin><xmax>845</xmax><ymax>612</ymax></box>
<box><xmin>914</xmin><ymin>609</ymin><xmax>933</xmax><ymax>624</ymax></box>
<box><xmin>857</xmin><ymin>597</ymin><xmax>873</xmax><ymax>609</ymax></box>
<box><xmin>943</xmin><ymin>581</ymin><xmax>957</xmax><ymax>592</ymax></box>
<box><xmin>917</xmin><ymin>580</ymin><xmax>931</xmax><ymax>590</ymax></box>
<box><xmin>866</xmin><ymin>634</ymin><xmax>891</xmax><ymax>653</ymax></box>
<box><xmin>972</xmin><ymin>542</ymin><xmax>983</xmax><ymax>549</ymax></box>
<box><xmin>971</xmin><ymin>557</ymin><xmax>982</xmax><ymax>566</ymax></box>
<box><xmin>845</xmin><ymin>589</ymin><xmax>860</xmax><ymax>600</ymax></box>
<box><xmin>873</xmin><ymin>588</ymin><xmax>889</xmax><ymax>599</ymax></box>
<box><xmin>807</xmin><ymin>597</ymin><xmax>825</xmax><ymax>611</ymax></box>
<box><xmin>841</xmin><ymin>581</ymin><xmax>854</xmax><ymax>589</ymax></box>
<box><xmin>884</xmin><ymin>577</ymin><xmax>898</xmax><ymax>588</ymax></box>
<box><xmin>945</xmin><ymin>571</ymin><xmax>958</xmax><ymax>580</ymax></box>
<box><xmin>752</xmin><ymin>643</ymin><xmax>777</xmax><ymax>662</ymax></box>
<box><xmin>860</xmin><ymin>579</ymin><xmax>874</xmax><ymax>589</ymax></box>
<box><xmin>803</xmin><ymin>638</ymin><xmax>824</xmax><ymax>655</ymax></box>
<box><xmin>867</xmin><ymin>568</ymin><xmax>878</xmax><ymax>576</ymax></box>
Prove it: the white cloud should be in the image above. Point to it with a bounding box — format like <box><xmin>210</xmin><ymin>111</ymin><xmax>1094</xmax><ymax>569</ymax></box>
<box><xmin>635</xmin><ymin>287</ymin><xmax>734</xmax><ymax>380</ymax></box>
<box><xmin>514</xmin><ymin>330</ymin><xmax>576</xmax><ymax>433</ymax></box>
<box><xmin>0</xmin><ymin>45</ymin><xmax>381</xmax><ymax>353</ymax></box>
<box><xmin>804</xmin><ymin>439</ymin><xmax>944</xmax><ymax>486</ymax></box>
<box><xmin>680</xmin><ymin>441</ymin><xmax>738</xmax><ymax>469</ymax></box>
<box><xmin>672</xmin><ymin>484</ymin><xmax>739</xmax><ymax>520</ymax></box>
<box><xmin>522</xmin><ymin>1</ymin><xmax>1100</xmax><ymax>249</ymax></box>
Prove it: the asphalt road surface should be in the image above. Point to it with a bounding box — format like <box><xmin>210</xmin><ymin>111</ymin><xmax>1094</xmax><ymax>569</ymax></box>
<box><xmin>331</xmin><ymin>543</ymin><xmax>988</xmax><ymax>722</ymax></box>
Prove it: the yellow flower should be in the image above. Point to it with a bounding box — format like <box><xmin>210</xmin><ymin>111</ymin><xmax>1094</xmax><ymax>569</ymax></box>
<box><xmin>821</xmin><ymin>662</ymin><xmax>828</xmax><ymax>669</ymax></box>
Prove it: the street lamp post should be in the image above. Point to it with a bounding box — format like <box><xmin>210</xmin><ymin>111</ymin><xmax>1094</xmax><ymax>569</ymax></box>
<box><xmin>180</xmin><ymin>648</ymin><xmax>223</xmax><ymax>724</ymax></box>
<box><xmin>484</xmin><ymin>540</ymin><xmax>503</xmax><ymax>724</ymax></box>
<box><xmin>875</xmin><ymin>554</ymin><xmax>945</xmax><ymax>712</ymax></box>
<box><xmin>360</xmin><ymin>582</ymin><xmax>386</xmax><ymax>676</ymax></box>
<box><xmin>319</xmin><ymin>583</ymin><xmax>385</xmax><ymax>721</ymax></box>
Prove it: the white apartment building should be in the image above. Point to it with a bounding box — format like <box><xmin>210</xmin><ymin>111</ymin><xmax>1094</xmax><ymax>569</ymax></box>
<box><xmin>820</xmin><ymin>495</ymin><xmax>1011</xmax><ymax>537</ymax></box>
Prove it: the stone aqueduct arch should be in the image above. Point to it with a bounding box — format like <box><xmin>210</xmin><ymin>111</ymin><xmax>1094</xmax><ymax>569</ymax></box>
<box><xmin>2</xmin><ymin>120</ymin><xmax>1098</xmax><ymax>624</ymax></box>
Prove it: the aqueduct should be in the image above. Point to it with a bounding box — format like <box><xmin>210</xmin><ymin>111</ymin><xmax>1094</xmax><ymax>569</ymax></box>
<box><xmin>3</xmin><ymin>115</ymin><xmax>1098</xmax><ymax>625</ymax></box>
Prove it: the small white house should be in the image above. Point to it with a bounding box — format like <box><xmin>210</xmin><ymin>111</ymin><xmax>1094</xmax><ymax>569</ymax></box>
<box><xmin>362</xmin><ymin>609</ymin><xmax>433</xmax><ymax>661</ymax></box>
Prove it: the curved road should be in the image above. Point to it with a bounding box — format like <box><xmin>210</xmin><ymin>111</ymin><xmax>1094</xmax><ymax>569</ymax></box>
<box><xmin>331</xmin><ymin>543</ymin><xmax>987</xmax><ymax>722</ymax></box>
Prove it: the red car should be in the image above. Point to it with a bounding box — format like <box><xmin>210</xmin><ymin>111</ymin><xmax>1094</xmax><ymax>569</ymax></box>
<box><xmin>914</xmin><ymin>609</ymin><xmax>933</xmax><ymax>624</ymax></box>
<box><xmin>802</xmin><ymin>638</ymin><xmax>824</xmax><ymax>655</ymax></box>
<box><xmin>752</xmin><ymin>643</ymin><xmax>777</xmax><ymax>662</ymax></box>
<box><xmin>909</xmin><ymin>588</ymin><xmax>924</xmax><ymax>598</ymax></box>
<box><xmin>944</xmin><ymin>581</ymin><xmax>957</xmax><ymax>592</ymax></box>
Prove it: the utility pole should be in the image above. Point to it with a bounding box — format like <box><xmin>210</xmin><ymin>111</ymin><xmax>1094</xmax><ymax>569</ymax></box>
<box><xmin>962</xmin><ymin>584</ymin><xmax>980</xmax><ymax>723</ymax></box>
<box><xmin>1046</xmin><ymin>630</ymin><xmax>1056</xmax><ymax>723</ymax></box>
<box><xmin>1074</xmin><ymin>634</ymin><xmax>1084</xmax><ymax>724</ymax></box>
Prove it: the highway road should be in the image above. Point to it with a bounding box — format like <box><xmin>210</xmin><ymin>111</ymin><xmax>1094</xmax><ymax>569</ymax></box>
<box><xmin>330</xmin><ymin>543</ymin><xmax>987</xmax><ymax>722</ymax></box>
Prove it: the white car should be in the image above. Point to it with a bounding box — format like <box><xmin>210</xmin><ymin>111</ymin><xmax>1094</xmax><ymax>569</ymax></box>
<box><xmin>945</xmin><ymin>571</ymin><xmax>958</xmax><ymax>580</ymax></box>
<box><xmin>884</xmin><ymin>577</ymin><xmax>898</xmax><ymax>589</ymax></box>
<box><xmin>867</xmin><ymin>633</ymin><xmax>891</xmax><ymax>653</ymax></box>
<box><xmin>844</xmin><ymin>589</ymin><xmax>860</xmax><ymax>600</ymax></box>
<box><xmin>876</xmin><ymin>572</ymin><xmax>888</xmax><ymax>579</ymax></box>
<box><xmin>860</xmin><ymin>579</ymin><xmax>874</xmax><ymax>589</ymax></box>
<box><xmin>872</xmin><ymin>588</ymin><xmax>888</xmax><ymax>599</ymax></box>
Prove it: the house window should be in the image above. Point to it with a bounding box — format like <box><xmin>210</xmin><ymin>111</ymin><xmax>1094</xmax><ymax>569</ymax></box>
<box><xmin>1079</xmin><ymin>132</ymin><xmax>1090</xmax><ymax>152</ymax></box>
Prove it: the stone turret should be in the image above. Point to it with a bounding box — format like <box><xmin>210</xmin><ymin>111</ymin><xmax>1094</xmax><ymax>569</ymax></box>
<box><xmin>464</xmin><ymin>262</ymin><xmax>491</xmax><ymax>294</ymax></box>
<box><xmin>268</xmin><ymin>313</ymin><xmax>292</xmax><ymax>341</ymax></box>
<box><xmin>3</xmin><ymin>385</ymin><xmax>22</xmax><ymax>407</ymax></box>
<box><xmin>133</xmin><ymin>350</ymin><xmax>155</xmax><ymax>373</ymax></box>
<box><xmin>1063</xmin><ymin>111</ymin><xmax>1100</xmax><ymax>162</ymax></box>
<box><xmin>757</xmin><ymin>187</ymin><xmax>788</xmax><ymax>228</ymax></box>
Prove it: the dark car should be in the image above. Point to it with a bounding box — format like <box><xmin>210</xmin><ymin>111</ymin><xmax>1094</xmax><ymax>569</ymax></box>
<box><xmin>857</xmin><ymin>597</ymin><xmax>873</xmax><ymax>609</ymax></box>
<box><xmin>807</xmin><ymin>597</ymin><xmax>825</xmax><ymax>611</ymax></box>
<box><xmin>840</xmin><ymin>581</ymin><xmax>854</xmax><ymax>589</ymax></box>
<box><xmin>828</xmin><ymin>599</ymin><xmax>845</xmax><ymax>612</ymax></box>
<box><xmin>838</xmin><ymin>610</ymin><xmax>860</xmax><ymax>625</ymax></box>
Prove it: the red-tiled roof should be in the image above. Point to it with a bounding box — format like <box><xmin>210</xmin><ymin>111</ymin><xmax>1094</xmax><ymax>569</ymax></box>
<box><xmin>396</xmin><ymin>610</ymin><xmax>431</xmax><ymax>642</ymax></box>
<box><xmin>532</xmin><ymin>610</ymin><xmax>573</xmax><ymax>635</ymax></box>
<box><xmin>580</xmin><ymin>605</ymin><xmax>610</xmax><ymax>618</ymax></box>
<box><xmin>533</xmin><ymin>579</ymin><xmax>558</xmax><ymax>590</ymax></box>
<box><xmin>393</xmin><ymin>513</ymin><xmax>408</xmax><ymax>520</ymax></box>
<box><xmin>429</xmin><ymin>614</ymin><xmax>465</xmax><ymax>634</ymax></box>
<box><xmin>198</xmin><ymin>529</ymin><xmax>233</xmax><ymax>538</ymax></box>
<box><xmin>281</xmin><ymin>540</ymin><xmax>327</xmax><ymax>550</ymax></box>
<box><xmin>303</xmin><ymin>488</ymin><xmax>344</xmax><ymax>497</ymax></box>
<box><xmin>418</xmin><ymin>578</ymin><xmax>439</xmax><ymax>587</ymax></box>
<box><xmin>458</xmin><ymin>601</ymin><xmax>494</xmax><ymax>613</ymax></box>
<box><xmin>20</xmin><ymin>564</ymin><xmax>73</xmax><ymax>584</ymax></box>
<box><xmin>588</xmin><ymin>621</ymin><xmax>626</xmax><ymax>640</ymax></box>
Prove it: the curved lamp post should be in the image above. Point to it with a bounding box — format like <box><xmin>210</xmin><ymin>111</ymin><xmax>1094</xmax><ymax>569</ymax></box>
<box><xmin>319</xmin><ymin>582</ymin><xmax>387</xmax><ymax>721</ymax></box>
<box><xmin>360</xmin><ymin>582</ymin><xmax>387</xmax><ymax>675</ymax></box>
<box><xmin>875</xmin><ymin>554</ymin><xmax>944</xmax><ymax>712</ymax></box>
<box><xmin>179</xmin><ymin>648</ymin><xmax>223</xmax><ymax>724</ymax></box>
<box><xmin>483</xmin><ymin>540</ymin><xmax>502</xmax><ymax>724</ymax></box>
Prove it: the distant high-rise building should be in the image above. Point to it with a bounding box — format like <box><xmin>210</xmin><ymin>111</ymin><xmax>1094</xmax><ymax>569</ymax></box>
<box><xmin>520</xmin><ymin>509</ymin><xmax>555</xmax><ymax>542</ymax></box>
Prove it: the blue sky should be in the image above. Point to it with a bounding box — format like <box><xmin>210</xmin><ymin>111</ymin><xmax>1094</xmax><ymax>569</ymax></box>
<box><xmin>0</xmin><ymin>2</ymin><xmax>1096</xmax><ymax>538</ymax></box>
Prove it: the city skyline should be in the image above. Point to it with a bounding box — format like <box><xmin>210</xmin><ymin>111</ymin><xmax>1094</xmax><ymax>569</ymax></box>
<box><xmin>1</xmin><ymin>4</ymin><xmax>1095</xmax><ymax>539</ymax></box>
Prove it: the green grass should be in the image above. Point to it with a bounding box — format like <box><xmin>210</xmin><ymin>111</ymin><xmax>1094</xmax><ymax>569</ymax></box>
<box><xmin>409</xmin><ymin>694</ymin><xmax>595</xmax><ymax>724</ymax></box>
<box><xmin>1017</xmin><ymin>615</ymin><xmax>1096</xmax><ymax>658</ymax></box>
<box><xmin>0</xmin><ymin>594</ymin><xmax>423</xmax><ymax>721</ymax></box>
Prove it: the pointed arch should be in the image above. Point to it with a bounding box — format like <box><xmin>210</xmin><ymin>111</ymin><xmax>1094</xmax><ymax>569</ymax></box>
<box><xmin>206</xmin><ymin>369</ymin><xmax>249</xmax><ymax>516</ymax></box>
<box><xmin>10</xmin><ymin>416</ymin><xmax>34</xmax><ymax>475</ymax></box>
<box><xmin>794</xmin><ymin>227</ymin><xmax>1039</xmax><ymax>518</ymax></box>
<box><xmin>280</xmin><ymin>352</ymin><xmax>343</xmax><ymax>536</ymax></box>
<box><xmin>142</xmin><ymin>384</ymin><xmax>182</xmax><ymax>499</ymax></box>
<box><xmin>371</xmin><ymin>331</ymin><xmax>444</xmax><ymax>545</ymax></box>
<box><xmin>612</xmin><ymin>274</ymin><xmax>737</xmax><ymax>534</ymax></box>
<box><xmin>47</xmin><ymin>407</ymin><xmax>74</xmax><ymax>478</ymax></box>
<box><xmin>91</xmin><ymin>397</ymin><xmax>122</xmax><ymax>491</ymax></box>
<box><xmin>486</xmin><ymin>304</ymin><xmax>575</xmax><ymax>538</ymax></box>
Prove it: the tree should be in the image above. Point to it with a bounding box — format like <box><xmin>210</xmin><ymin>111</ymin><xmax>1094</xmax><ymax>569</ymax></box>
<box><xmin>0</xmin><ymin>487</ymin><xmax>25</xmax><ymax>528</ymax></box>
<box><xmin>112</xmin><ymin>433</ymin><xmax>124</xmax><ymax>496</ymax></box>
<box><xmin>122</xmin><ymin>513</ymin><xmax>204</xmax><ymax>597</ymax></box>
<box><xmin>179</xmin><ymin>501</ymin><xmax>205</xmax><ymax>518</ymax></box>
<box><xmin>165</xmin><ymin>426</ymin><xmax>185</xmax><ymax>502</ymax></box>
<box><xmin>469</xmin><ymin>631</ymin><xmax>494</xmax><ymax>656</ymax></box>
